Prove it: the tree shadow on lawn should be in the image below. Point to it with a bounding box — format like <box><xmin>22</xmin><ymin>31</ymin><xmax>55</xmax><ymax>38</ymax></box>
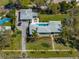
<box><xmin>54</xmin><ymin>38</ymin><xmax>66</xmax><ymax>46</ymax></box>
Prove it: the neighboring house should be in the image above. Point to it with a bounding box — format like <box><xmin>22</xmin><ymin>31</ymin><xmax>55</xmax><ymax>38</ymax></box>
<box><xmin>46</xmin><ymin>0</ymin><xmax>79</xmax><ymax>3</ymax></box>
<box><xmin>18</xmin><ymin>9</ymin><xmax>38</xmax><ymax>21</ymax></box>
<box><xmin>30</xmin><ymin>21</ymin><xmax>61</xmax><ymax>36</ymax></box>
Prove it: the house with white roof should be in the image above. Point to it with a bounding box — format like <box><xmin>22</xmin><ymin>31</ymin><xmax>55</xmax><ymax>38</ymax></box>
<box><xmin>30</xmin><ymin>21</ymin><xmax>61</xmax><ymax>36</ymax></box>
<box><xmin>17</xmin><ymin>9</ymin><xmax>62</xmax><ymax>36</ymax></box>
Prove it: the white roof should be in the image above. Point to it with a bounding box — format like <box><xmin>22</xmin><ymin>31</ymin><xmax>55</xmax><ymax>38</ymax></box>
<box><xmin>19</xmin><ymin>9</ymin><xmax>38</xmax><ymax>20</ymax></box>
<box><xmin>30</xmin><ymin>21</ymin><xmax>61</xmax><ymax>35</ymax></box>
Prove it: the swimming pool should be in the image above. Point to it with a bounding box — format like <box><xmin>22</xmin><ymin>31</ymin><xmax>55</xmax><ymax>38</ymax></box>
<box><xmin>0</xmin><ymin>18</ymin><xmax>11</xmax><ymax>25</ymax></box>
<box><xmin>36</xmin><ymin>23</ymin><xmax>49</xmax><ymax>26</ymax></box>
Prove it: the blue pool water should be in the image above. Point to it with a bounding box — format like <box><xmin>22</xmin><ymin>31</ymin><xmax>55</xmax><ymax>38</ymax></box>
<box><xmin>36</xmin><ymin>23</ymin><xmax>49</xmax><ymax>26</ymax></box>
<box><xmin>0</xmin><ymin>18</ymin><xmax>11</xmax><ymax>25</ymax></box>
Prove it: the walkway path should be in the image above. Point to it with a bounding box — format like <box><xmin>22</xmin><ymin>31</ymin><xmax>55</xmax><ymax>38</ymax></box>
<box><xmin>2</xmin><ymin>49</ymin><xmax>77</xmax><ymax>52</ymax></box>
<box><xmin>21</xmin><ymin>22</ymin><xmax>28</xmax><ymax>51</ymax></box>
<box><xmin>14</xmin><ymin>57</ymin><xmax>78</xmax><ymax>59</ymax></box>
<box><xmin>50</xmin><ymin>35</ymin><xmax>55</xmax><ymax>50</ymax></box>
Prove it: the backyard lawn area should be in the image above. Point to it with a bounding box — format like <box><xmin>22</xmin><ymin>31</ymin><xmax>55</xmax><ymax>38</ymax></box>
<box><xmin>0</xmin><ymin>0</ymin><xmax>9</xmax><ymax>6</ymax></box>
<box><xmin>27</xmin><ymin>37</ymin><xmax>52</xmax><ymax>50</ymax></box>
<box><xmin>39</xmin><ymin>14</ymin><xmax>70</xmax><ymax>22</ymax></box>
<box><xmin>26</xmin><ymin>36</ymin><xmax>78</xmax><ymax>57</ymax></box>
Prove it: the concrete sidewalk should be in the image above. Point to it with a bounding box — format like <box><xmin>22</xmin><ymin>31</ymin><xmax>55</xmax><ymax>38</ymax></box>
<box><xmin>11</xmin><ymin>57</ymin><xmax>79</xmax><ymax>59</ymax></box>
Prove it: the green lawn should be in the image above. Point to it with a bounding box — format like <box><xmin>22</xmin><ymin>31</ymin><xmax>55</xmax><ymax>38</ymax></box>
<box><xmin>27</xmin><ymin>37</ymin><xmax>52</xmax><ymax>50</ymax></box>
<box><xmin>26</xmin><ymin>36</ymin><xmax>78</xmax><ymax>57</ymax></box>
<box><xmin>0</xmin><ymin>0</ymin><xmax>9</xmax><ymax>6</ymax></box>
<box><xmin>27</xmin><ymin>51</ymin><xmax>78</xmax><ymax>58</ymax></box>
<box><xmin>39</xmin><ymin>14</ymin><xmax>70</xmax><ymax>22</ymax></box>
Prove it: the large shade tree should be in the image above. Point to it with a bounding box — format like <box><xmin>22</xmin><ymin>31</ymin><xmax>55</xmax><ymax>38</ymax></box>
<box><xmin>60</xmin><ymin>7</ymin><xmax>79</xmax><ymax>49</ymax></box>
